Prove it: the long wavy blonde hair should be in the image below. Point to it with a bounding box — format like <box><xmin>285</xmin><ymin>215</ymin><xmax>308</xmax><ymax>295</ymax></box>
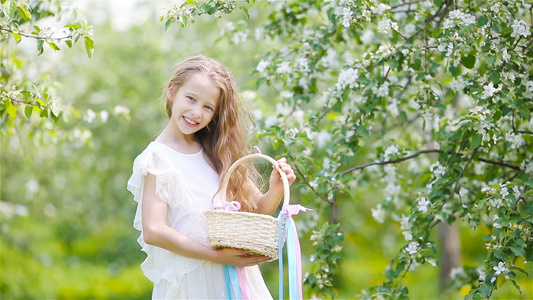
<box><xmin>164</xmin><ymin>55</ymin><xmax>259</xmax><ymax>212</ymax></box>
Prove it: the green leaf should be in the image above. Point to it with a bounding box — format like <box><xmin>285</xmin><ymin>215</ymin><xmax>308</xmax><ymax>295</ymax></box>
<box><xmin>65</xmin><ymin>39</ymin><xmax>73</xmax><ymax>48</ymax></box>
<box><xmin>510</xmin><ymin>246</ymin><xmax>526</xmax><ymax>258</ymax></box>
<box><xmin>357</xmin><ymin>125</ymin><xmax>369</xmax><ymax>137</ymax></box>
<box><xmin>16</xmin><ymin>4</ymin><xmax>31</xmax><ymax>20</ymax></box>
<box><xmin>11</xmin><ymin>32</ymin><xmax>21</xmax><ymax>43</ymax></box>
<box><xmin>449</xmin><ymin>66</ymin><xmax>460</xmax><ymax>76</ymax></box>
<box><xmin>3</xmin><ymin>0</ymin><xmax>16</xmax><ymax>18</ymax></box>
<box><xmin>65</xmin><ymin>23</ymin><xmax>81</xmax><ymax>29</ymax></box>
<box><xmin>510</xmin><ymin>280</ymin><xmax>522</xmax><ymax>293</ymax></box>
<box><xmin>471</xmin><ymin>134</ymin><xmax>482</xmax><ymax>148</ymax></box>
<box><xmin>180</xmin><ymin>15</ymin><xmax>189</xmax><ymax>27</ymax></box>
<box><xmin>480</xmin><ymin>284</ymin><xmax>492</xmax><ymax>298</ymax></box>
<box><xmin>84</xmin><ymin>36</ymin><xmax>94</xmax><ymax>58</ymax></box>
<box><xmin>239</xmin><ymin>6</ymin><xmax>249</xmax><ymax>19</ymax></box>
<box><xmin>6</xmin><ymin>100</ymin><xmax>17</xmax><ymax>119</ymax></box>
<box><xmin>40</xmin><ymin>107</ymin><xmax>49</xmax><ymax>118</ymax></box>
<box><xmin>518</xmin><ymin>108</ymin><xmax>530</xmax><ymax>119</ymax></box>
<box><xmin>461</xmin><ymin>54</ymin><xmax>476</xmax><ymax>69</ymax></box>
<box><xmin>164</xmin><ymin>17</ymin><xmax>175</xmax><ymax>32</ymax></box>
<box><xmin>37</xmin><ymin>39</ymin><xmax>44</xmax><ymax>55</ymax></box>
<box><xmin>411</xmin><ymin>59</ymin><xmax>421</xmax><ymax>71</ymax></box>
<box><xmin>478</xmin><ymin>15</ymin><xmax>488</xmax><ymax>26</ymax></box>
<box><xmin>24</xmin><ymin>105</ymin><xmax>33</xmax><ymax>119</ymax></box>
<box><xmin>51</xmin><ymin>111</ymin><xmax>60</xmax><ymax>122</ymax></box>
<box><xmin>46</xmin><ymin>41</ymin><xmax>60</xmax><ymax>51</ymax></box>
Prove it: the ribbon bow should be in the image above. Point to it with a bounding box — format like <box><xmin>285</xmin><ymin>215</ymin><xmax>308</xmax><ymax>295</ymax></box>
<box><xmin>215</xmin><ymin>200</ymin><xmax>242</xmax><ymax>212</ymax></box>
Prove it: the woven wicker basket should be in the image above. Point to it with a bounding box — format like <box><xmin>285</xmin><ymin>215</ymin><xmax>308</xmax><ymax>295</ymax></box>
<box><xmin>204</xmin><ymin>153</ymin><xmax>290</xmax><ymax>259</ymax></box>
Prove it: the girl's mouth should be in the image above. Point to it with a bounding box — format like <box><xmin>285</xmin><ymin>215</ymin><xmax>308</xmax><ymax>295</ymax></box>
<box><xmin>183</xmin><ymin>116</ymin><xmax>199</xmax><ymax>126</ymax></box>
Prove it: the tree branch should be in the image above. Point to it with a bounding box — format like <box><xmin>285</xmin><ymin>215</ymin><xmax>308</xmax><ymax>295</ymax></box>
<box><xmin>391</xmin><ymin>0</ymin><xmax>426</xmax><ymax>9</ymax></box>
<box><xmin>0</xmin><ymin>28</ymin><xmax>74</xmax><ymax>41</ymax></box>
<box><xmin>341</xmin><ymin>149</ymin><xmax>441</xmax><ymax>175</ymax></box>
<box><xmin>517</xmin><ymin>130</ymin><xmax>533</xmax><ymax>135</ymax></box>
<box><xmin>341</xmin><ymin>148</ymin><xmax>523</xmax><ymax>176</ymax></box>
<box><xmin>478</xmin><ymin>158</ymin><xmax>521</xmax><ymax>171</ymax></box>
<box><xmin>295</xmin><ymin>164</ymin><xmax>332</xmax><ymax>205</ymax></box>
<box><xmin>404</xmin><ymin>0</ymin><xmax>451</xmax><ymax>43</ymax></box>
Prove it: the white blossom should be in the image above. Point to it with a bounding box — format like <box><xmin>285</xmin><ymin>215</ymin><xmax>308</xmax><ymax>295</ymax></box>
<box><xmin>524</xmin><ymin>81</ymin><xmax>533</xmax><ymax>99</ymax></box>
<box><xmin>256</xmin><ymin>60</ymin><xmax>269</xmax><ymax>74</ymax></box>
<box><xmin>276</xmin><ymin>61</ymin><xmax>292</xmax><ymax>74</ymax></box>
<box><xmin>493</xmin><ymin>261</ymin><xmax>506</xmax><ymax>275</ymax></box>
<box><xmin>478</xmin><ymin>268</ymin><xmax>486</xmax><ymax>282</ymax></box>
<box><xmin>403</xmin><ymin>231</ymin><xmax>413</xmax><ymax>241</ymax></box>
<box><xmin>404</xmin><ymin>23</ymin><xmax>416</xmax><ymax>35</ymax></box>
<box><xmin>25</xmin><ymin>179</ymin><xmax>39</xmax><ymax>199</ymax></box>
<box><xmin>231</xmin><ymin>31</ymin><xmax>248</xmax><ymax>45</ymax></box>
<box><xmin>511</xmin><ymin>19</ymin><xmax>531</xmax><ymax>38</ymax></box>
<box><xmin>100</xmin><ymin>110</ymin><xmax>109</xmax><ymax>123</ymax></box>
<box><xmin>481</xmin><ymin>82</ymin><xmax>500</xmax><ymax>99</ymax></box>
<box><xmin>372</xmin><ymin>3</ymin><xmax>391</xmax><ymax>15</ymax></box>
<box><xmin>264</xmin><ymin>115</ymin><xmax>278</xmax><ymax>128</ymax></box>
<box><xmin>375</xmin><ymin>81</ymin><xmax>389</xmax><ymax>97</ymax></box>
<box><xmin>114</xmin><ymin>105</ymin><xmax>130</xmax><ymax>115</ymax></box>
<box><xmin>493</xmin><ymin>215</ymin><xmax>502</xmax><ymax>229</ymax></box>
<box><xmin>387</xmin><ymin>99</ymin><xmax>399</xmax><ymax>117</ymax></box>
<box><xmin>430</xmin><ymin>161</ymin><xmax>446</xmax><ymax>177</ymax></box>
<box><xmin>400</xmin><ymin>215</ymin><xmax>410</xmax><ymax>230</ymax></box>
<box><xmin>384</xmin><ymin>145</ymin><xmax>399</xmax><ymax>161</ymax></box>
<box><xmin>85</xmin><ymin>109</ymin><xmax>97</xmax><ymax>123</ymax></box>
<box><xmin>488</xmin><ymin>198</ymin><xmax>503</xmax><ymax>209</ymax></box>
<box><xmin>418</xmin><ymin>197</ymin><xmax>430</xmax><ymax>212</ymax></box>
<box><xmin>513</xmin><ymin>186</ymin><xmax>521</xmax><ymax>199</ymax></box>
<box><xmin>295</xmin><ymin>57</ymin><xmax>310</xmax><ymax>73</ymax></box>
<box><xmin>254</xmin><ymin>28</ymin><xmax>263</xmax><ymax>40</ymax></box>
<box><xmin>377</xmin><ymin>18</ymin><xmax>398</xmax><ymax>34</ymax></box>
<box><xmin>405</xmin><ymin>242</ymin><xmax>418</xmax><ymax>254</ymax></box>
<box><xmin>315</xmin><ymin>130</ymin><xmax>332</xmax><ymax>148</ymax></box>
<box><xmin>443</xmin><ymin>9</ymin><xmax>476</xmax><ymax>29</ymax></box>
<box><xmin>505</xmin><ymin>132</ymin><xmax>525</xmax><ymax>149</ymax></box>
<box><xmin>360</xmin><ymin>30</ymin><xmax>373</xmax><ymax>44</ymax></box>
<box><xmin>502</xmin><ymin>48</ymin><xmax>511</xmax><ymax>62</ymax></box>
<box><xmin>336</xmin><ymin>68</ymin><xmax>359</xmax><ymax>90</ymax></box>
<box><xmin>450</xmin><ymin>77</ymin><xmax>465</xmax><ymax>92</ymax></box>
<box><xmin>371</xmin><ymin>204</ymin><xmax>385</xmax><ymax>223</ymax></box>
<box><xmin>450</xmin><ymin>267</ymin><xmax>464</xmax><ymax>280</ymax></box>
<box><xmin>341</xmin><ymin>7</ymin><xmax>353</xmax><ymax>28</ymax></box>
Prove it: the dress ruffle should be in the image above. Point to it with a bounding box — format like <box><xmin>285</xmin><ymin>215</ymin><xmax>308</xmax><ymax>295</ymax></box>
<box><xmin>126</xmin><ymin>144</ymin><xmax>204</xmax><ymax>289</ymax></box>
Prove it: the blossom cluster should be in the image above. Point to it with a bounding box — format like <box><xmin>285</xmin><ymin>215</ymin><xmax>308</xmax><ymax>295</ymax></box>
<box><xmin>443</xmin><ymin>9</ymin><xmax>476</xmax><ymax>29</ymax></box>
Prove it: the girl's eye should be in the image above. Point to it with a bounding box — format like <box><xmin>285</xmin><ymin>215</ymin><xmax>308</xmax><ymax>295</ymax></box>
<box><xmin>187</xmin><ymin>96</ymin><xmax>195</xmax><ymax>102</ymax></box>
<box><xmin>204</xmin><ymin>106</ymin><xmax>214</xmax><ymax>112</ymax></box>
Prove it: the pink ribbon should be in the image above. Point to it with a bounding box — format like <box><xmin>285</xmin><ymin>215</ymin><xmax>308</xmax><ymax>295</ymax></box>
<box><xmin>281</xmin><ymin>204</ymin><xmax>311</xmax><ymax>299</ymax></box>
<box><xmin>236</xmin><ymin>267</ymin><xmax>250</xmax><ymax>299</ymax></box>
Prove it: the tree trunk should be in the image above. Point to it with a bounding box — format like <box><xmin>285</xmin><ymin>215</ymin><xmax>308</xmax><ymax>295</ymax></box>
<box><xmin>438</xmin><ymin>221</ymin><xmax>461</xmax><ymax>292</ymax></box>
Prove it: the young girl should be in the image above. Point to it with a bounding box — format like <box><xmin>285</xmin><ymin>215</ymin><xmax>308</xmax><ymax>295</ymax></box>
<box><xmin>127</xmin><ymin>55</ymin><xmax>296</xmax><ymax>299</ymax></box>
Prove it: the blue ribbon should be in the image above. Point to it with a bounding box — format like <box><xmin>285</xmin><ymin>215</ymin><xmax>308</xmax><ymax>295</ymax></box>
<box><xmin>285</xmin><ymin>217</ymin><xmax>299</xmax><ymax>299</ymax></box>
<box><xmin>223</xmin><ymin>264</ymin><xmax>241</xmax><ymax>300</ymax></box>
<box><xmin>278</xmin><ymin>211</ymin><xmax>301</xmax><ymax>300</ymax></box>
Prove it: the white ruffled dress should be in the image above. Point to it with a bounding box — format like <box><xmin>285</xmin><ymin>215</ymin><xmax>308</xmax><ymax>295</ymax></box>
<box><xmin>127</xmin><ymin>142</ymin><xmax>273</xmax><ymax>299</ymax></box>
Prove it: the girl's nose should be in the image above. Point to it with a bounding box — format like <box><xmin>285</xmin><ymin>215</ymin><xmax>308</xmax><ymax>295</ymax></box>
<box><xmin>191</xmin><ymin>105</ymin><xmax>201</xmax><ymax>117</ymax></box>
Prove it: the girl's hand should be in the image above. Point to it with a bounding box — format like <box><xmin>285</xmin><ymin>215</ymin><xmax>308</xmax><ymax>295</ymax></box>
<box><xmin>268</xmin><ymin>157</ymin><xmax>296</xmax><ymax>197</ymax></box>
<box><xmin>210</xmin><ymin>248</ymin><xmax>272</xmax><ymax>268</ymax></box>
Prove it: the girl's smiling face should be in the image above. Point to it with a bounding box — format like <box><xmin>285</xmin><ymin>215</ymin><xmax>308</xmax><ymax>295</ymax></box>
<box><xmin>167</xmin><ymin>73</ymin><xmax>220</xmax><ymax>139</ymax></box>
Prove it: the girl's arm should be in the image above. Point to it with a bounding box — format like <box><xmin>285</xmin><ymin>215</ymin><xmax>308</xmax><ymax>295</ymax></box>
<box><xmin>255</xmin><ymin>157</ymin><xmax>297</xmax><ymax>215</ymax></box>
<box><xmin>142</xmin><ymin>173</ymin><xmax>270</xmax><ymax>267</ymax></box>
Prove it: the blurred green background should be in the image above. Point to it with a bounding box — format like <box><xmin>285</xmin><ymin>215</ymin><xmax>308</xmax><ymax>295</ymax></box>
<box><xmin>1</xmin><ymin>1</ymin><xmax>531</xmax><ymax>299</ymax></box>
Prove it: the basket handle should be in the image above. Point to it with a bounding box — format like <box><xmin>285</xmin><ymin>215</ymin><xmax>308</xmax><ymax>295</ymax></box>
<box><xmin>219</xmin><ymin>153</ymin><xmax>291</xmax><ymax>208</ymax></box>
